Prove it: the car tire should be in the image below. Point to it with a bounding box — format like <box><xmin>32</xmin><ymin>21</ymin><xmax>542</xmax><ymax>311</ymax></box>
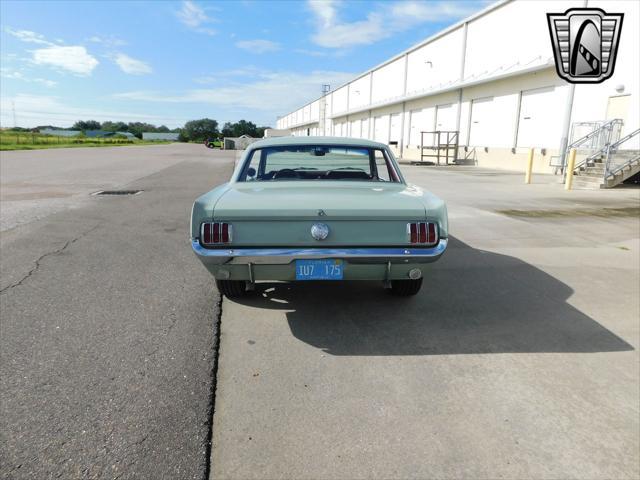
<box><xmin>389</xmin><ymin>278</ymin><xmax>423</xmax><ymax>296</ymax></box>
<box><xmin>216</xmin><ymin>279</ymin><xmax>246</xmax><ymax>298</ymax></box>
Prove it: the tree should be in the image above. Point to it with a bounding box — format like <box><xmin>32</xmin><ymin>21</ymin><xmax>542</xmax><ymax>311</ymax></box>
<box><xmin>101</xmin><ymin>121</ymin><xmax>128</xmax><ymax>132</ymax></box>
<box><xmin>220</xmin><ymin>120</ymin><xmax>269</xmax><ymax>138</ymax></box>
<box><xmin>36</xmin><ymin>125</ymin><xmax>64</xmax><ymax>131</ymax></box>
<box><xmin>182</xmin><ymin>118</ymin><xmax>219</xmax><ymax>142</ymax></box>
<box><xmin>157</xmin><ymin>125</ymin><xmax>170</xmax><ymax>133</ymax></box>
<box><xmin>126</xmin><ymin>122</ymin><xmax>157</xmax><ymax>139</ymax></box>
<box><xmin>72</xmin><ymin>120</ymin><xmax>101</xmax><ymax>131</ymax></box>
<box><xmin>221</xmin><ymin>122</ymin><xmax>234</xmax><ymax>138</ymax></box>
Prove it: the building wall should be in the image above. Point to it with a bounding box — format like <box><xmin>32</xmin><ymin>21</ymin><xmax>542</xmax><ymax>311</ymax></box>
<box><xmin>276</xmin><ymin>0</ymin><xmax>639</xmax><ymax>171</ymax></box>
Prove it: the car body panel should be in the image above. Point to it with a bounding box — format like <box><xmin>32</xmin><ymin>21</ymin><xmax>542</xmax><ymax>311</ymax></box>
<box><xmin>191</xmin><ymin>136</ymin><xmax>448</xmax><ymax>282</ymax></box>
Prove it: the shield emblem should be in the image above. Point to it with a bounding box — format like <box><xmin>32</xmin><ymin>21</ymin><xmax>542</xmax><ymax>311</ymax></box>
<box><xmin>547</xmin><ymin>8</ymin><xmax>624</xmax><ymax>84</ymax></box>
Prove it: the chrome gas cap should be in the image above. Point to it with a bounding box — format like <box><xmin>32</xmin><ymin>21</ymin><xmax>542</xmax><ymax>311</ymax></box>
<box><xmin>310</xmin><ymin>223</ymin><xmax>330</xmax><ymax>240</ymax></box>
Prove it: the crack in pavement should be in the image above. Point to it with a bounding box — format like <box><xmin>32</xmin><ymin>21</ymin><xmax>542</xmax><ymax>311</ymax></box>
<box><xmin>203</xmin><ymin>293</ymin><xmax>223</xmax><ymax>480</ymax></box>
<box><xmin>0</xmin><ymin>224</ymin><xmax>99</xmax><ymax>295</ymax></box>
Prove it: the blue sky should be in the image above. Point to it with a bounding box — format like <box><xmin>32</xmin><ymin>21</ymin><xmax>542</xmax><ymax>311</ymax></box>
<box><xmin>0</xmin><ymin>0</ymin><xmax>487</xmax><ymax>129</ymax></box>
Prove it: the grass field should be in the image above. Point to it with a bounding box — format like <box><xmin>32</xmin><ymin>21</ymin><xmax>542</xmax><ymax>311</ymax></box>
<box><xmin>0</xmin><ymin>131</ymin><xmax>172</xmax><ymax>151</ymax></box>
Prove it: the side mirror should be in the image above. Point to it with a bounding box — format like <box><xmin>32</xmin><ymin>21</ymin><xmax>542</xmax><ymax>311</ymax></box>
<box><xmin>247</xmin><ymin>167</ymin><xmax>257</xmax><ymax>178</ymax></box>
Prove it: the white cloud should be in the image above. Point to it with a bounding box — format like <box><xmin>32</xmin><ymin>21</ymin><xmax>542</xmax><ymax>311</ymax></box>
<box><xmin>308</xmin><ymin>0</ymin><xmax>338</xmax><ymax>28</ymax></box>
<box><xmin>113</xmin><ymin>53</ymin><xmax>152</xmax><ymax>75</ymax></box>
<box><xmin>176</xmin><ymin>1</ymin><xmax>216</xmax><ymax>35</ymax></box>
<box><xmin>4</xmin><ymin>27</ymin><xmax>54</xmax><ymax>46</ymax></box>
<box><xmin>307</xmin><ymin>0</ymin><xmax>480</xmax><ymax>48</ymax></box>
<box><xmin>113</xmin><ymin>70</ymin><xmax>354</xmax><ymax>114</ymax></box>
<box><xmin>177</xmin><ymin>0</ymin><xmax>208</xmax><ymax>27</ymax></box>
<box><xmin>193</xmin><ymin>67</ymin><xmax>267</xmax><ymax>84</ymax></box>
<box><xmin>1</xmin><ymin>69</ymin><xmax>57</xmax><ymax>87</ymax></box>
<box><xmin>0</xmin><ymin>68</ymin><xmax>24</xmax><ymax>80</ymax></box>
<box><xmin>32</xmin><ymin>46</ymin><xmax>99</xmax><ymax>76</ymax></box>
<box><xmin>0</xmin><ymin>94</ymin><xmax>186</xmax><ymax>128</ymax></box>
<box><xmin>88</xmin><ymin>35</ymin><xmax>127</xmax><ymax>47</ymax></box>
<box><xmin>294</xmin><ymin>48</ymin><xmax>328</xmax><ymax>57</ymax></box>
<box><xmin>235</xmin><ymin>39</ymin><xmax>280</xmax><ymax>54</ymax></box>
<box><xmin>33</xmin><ymin>78</ymin><xmax>58</xmax><ymax>87</ymax></box>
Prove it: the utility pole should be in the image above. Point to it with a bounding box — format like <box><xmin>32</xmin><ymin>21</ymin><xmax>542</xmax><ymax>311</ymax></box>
<box><xmin>12</xmin><ymin>101</ymin><xmax>17</xmax><ymax>128</ymax></box>
<box><xmin>319</xmin><ymin>84</ymin><xmax>330</xmax><ymax>136</ymax></box>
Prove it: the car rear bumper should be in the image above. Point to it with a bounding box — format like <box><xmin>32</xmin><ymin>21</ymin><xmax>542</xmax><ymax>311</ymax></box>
<box><xmin>192</xmin><ymin>238</ymin><xmax>447</xmax><ymax>281</ymax></box>
<box><xmin>191</xmin><ymin>238</ymin><xmax>447</xmax><ymax>265</ymax></box>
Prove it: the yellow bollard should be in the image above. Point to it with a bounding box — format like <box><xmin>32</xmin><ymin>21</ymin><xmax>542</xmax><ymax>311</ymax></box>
<box><xmin>565</xmin><ymin>148</ymin><xmax>577</xmax><ymax>190</ymax></box>
<box><xmin>524</xmin><ymin>148</ymin><xmax>534</xmax><ymax>184</ymax></box>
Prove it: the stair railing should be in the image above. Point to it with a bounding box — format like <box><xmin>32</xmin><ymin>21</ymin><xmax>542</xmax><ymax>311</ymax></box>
<box><xmin>565</xmin><ymin>119</ymin><xmax>624</xmax><ymax>180</ymax></box>
<box><xmin>604</xmin><ymin>128</ymin><xmax>640</xmax><ymax>180</ymax></box>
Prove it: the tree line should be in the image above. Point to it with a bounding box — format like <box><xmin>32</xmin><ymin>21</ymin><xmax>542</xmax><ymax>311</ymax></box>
<box><xmin>23</xmin><ymin>118</ymin><xmax>271</xmax><ymax>142</ymax></box>
<box><xmin>181</xmin><ymin>119</ymin><xmax>270</xmax><ymax>142</ymax></box>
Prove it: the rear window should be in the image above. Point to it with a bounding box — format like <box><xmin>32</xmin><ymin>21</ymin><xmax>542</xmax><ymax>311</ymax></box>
<box><xmin>238</xmin><ymin>145</ymin><xmax>400</xmax><ymax>182</ymax></box>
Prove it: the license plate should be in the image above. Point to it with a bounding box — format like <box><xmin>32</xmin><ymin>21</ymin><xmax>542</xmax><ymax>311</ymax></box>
<box><xmin>295</xmin><ymin>259</ymin><xmax>343</xmax><ymax>280</ymax></box>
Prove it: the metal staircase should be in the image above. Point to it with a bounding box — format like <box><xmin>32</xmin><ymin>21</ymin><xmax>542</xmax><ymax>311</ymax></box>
<box><xmin>566</xmin><ymin>120</ymin><xmax>640</xmax><ymax>189</ymax></box>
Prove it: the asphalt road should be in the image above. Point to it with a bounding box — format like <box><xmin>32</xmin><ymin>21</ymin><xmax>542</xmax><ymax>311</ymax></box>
<box><xmin>1</xmin><ymin>144</ymin><xmax>639</xmax><ymax>479</ymax></box>
<box><xmin>1</xmin><ymin>145</ymin><xmax>235</xmax><ymax>479</ymax></box>
<box><xmin>0</xmin><ymin>144</ymin><xmax>200</xmax><ymax>233</ymax></box>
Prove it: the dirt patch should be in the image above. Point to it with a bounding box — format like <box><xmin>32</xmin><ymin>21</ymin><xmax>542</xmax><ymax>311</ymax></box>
<box><xmin>2</xmin><ymin>192</ymin><xmax>73</xmax><ymax>201</ymax></box>
<box><xmin>496</xmin><ymin>207</ymin><xmax>640</xmax><ymax>218</ymax></box>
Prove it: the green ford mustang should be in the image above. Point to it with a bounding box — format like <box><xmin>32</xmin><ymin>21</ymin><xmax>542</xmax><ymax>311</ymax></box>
<box><xmin>191</xmin><ymin>136</ymin><xmax>448</xmax><ymax>297</ymax></box>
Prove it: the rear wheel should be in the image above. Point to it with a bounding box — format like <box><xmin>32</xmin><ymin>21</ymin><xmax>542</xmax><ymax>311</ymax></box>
<box><xmin>216</xmin><ymin>279</ymin><xmax>247</xmax><ymax>298</ymax></box>
<box><xmin>389</xmin><ymin>278</ymin><xmax>423</xmax><ymax>296</ymax></box>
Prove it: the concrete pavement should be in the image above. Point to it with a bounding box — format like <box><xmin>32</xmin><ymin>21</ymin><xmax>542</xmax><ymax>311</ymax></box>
<box><xmin>211</xmin><ymin>165</ymin><xmax>639</xmax><ymax>479</ymax></box>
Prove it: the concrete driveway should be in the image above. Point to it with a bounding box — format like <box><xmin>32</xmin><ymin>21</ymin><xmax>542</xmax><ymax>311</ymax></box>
<box><xmin>211</xmin><ymin>165</ymin><xmax>639</xmax><ymax>479</ymax></box>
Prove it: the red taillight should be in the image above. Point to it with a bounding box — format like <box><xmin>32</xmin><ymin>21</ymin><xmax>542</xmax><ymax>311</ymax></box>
<box><xmin>212</xmin><ymin>222</ymin><xmax>220</xmax><ymax>243</ymax></box>
<box><xmin>201</xmin><ymin>222</ymin><xmax>232</xmax><ymax>245</ymax></box>
<box><xmin>419</xmin><ymin>223</ymin><xmax>427</xmax><ymax>243</ymax></box>
<box><xmin>221</xmin><ymin>223</ymin><xmax>229</xmax><ymax>243</ymax></box>
<box><xmin>203</xmin><ymin>223</ymin><xmax>212</xmax><ymax>244</ymax></box>
<box><xmin>407</xmin><ymin>222</ymin><xmax>438</xmax><ymax>245</ymax></box>
<box><xmin>427</xmin><ymin>223</ymin><xmax>436</xmax><ymax>244</ymax></box>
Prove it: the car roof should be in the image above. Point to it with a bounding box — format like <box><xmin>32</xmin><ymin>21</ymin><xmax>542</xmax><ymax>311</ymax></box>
<box><xmin>248</xmin><ymin>136</ymin><xmax>388</xmax><ymax>149</ymax></box>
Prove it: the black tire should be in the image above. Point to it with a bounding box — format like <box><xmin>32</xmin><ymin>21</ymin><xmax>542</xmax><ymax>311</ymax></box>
<box><xmin>216</xmin><ymin>279</ymin><xmax>246</xmax><ymax>298</ymax></box>
<box><xmin>389</xmin><ymin>278</ymin><xmax>423</xmax><ymax>296</ymax></box>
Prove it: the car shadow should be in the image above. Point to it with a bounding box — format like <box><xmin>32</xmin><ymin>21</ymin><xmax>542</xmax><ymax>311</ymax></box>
<box><xmin>229</xmin><ymin>237</ymin><xmax>634</xmax><ymax>356</ymax></box>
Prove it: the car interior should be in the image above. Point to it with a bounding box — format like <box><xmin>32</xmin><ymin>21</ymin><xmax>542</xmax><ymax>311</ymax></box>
<box><xmin>242</xmin><ymin>146</ymin><xmax>399</xmax><ymax>182</ymax></box>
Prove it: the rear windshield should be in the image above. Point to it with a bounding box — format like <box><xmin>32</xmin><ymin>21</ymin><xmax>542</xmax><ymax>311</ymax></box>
<box><xmin>238</xmin><ymin>145</ymin><xmax>400</xmax><ymax>182</ymax></box>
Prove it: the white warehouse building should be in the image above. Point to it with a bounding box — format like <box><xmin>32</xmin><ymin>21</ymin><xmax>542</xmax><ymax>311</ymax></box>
<box><xmin>276</xmin><ymin>0</ymin><xmax>639</xmax><ymax>176</ymax></box>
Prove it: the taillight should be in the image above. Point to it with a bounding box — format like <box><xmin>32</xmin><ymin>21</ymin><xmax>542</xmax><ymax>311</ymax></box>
<box><xmin>201</xmin><ymin>222</ymin><xmax>232</xmax><ymax>245</ymax></box>
<box><xmin>407</xmin><ymin>222</ymin><xmax>438</xmax><ymax>245</ymax></box>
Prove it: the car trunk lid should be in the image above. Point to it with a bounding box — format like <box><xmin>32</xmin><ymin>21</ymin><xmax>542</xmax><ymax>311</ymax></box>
<box><xmin>211</xmin><ymin>182</ymin><xmax>427</xmax><ymax>247</ymax></box>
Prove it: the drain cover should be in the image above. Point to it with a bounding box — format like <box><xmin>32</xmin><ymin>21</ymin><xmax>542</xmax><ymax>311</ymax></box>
<box><xmin>92</xmin><ymin>190</ymin><xmax>143</xmax><ymax>196</ymax></box>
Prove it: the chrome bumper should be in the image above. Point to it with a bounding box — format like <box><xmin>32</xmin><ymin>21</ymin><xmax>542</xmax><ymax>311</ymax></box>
<box><xmin>191</xmin><ymin>238</ymin><xmax>447</xmax><ymax>265</ymax></box>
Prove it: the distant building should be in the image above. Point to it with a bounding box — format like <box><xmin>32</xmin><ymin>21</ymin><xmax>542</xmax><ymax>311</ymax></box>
<box><xmin>277</xmin><ymin>0</ymin><xmax>639</xmax><ymax>175</ymax></box>
<box><xmin>40</xmin><ymin>129</ymin><xmax>81</xmax><ymax>137</ymax></box>
<box><xmin>84</xmin><ymin>130</ymin><xmax>137</xmax><ymax>139</ymax></box>
<box><xmin>263</xmin><ymin>128</ymin><xmax>291</xmax><ymax>138</ymax></box>
<box><xmin>142</xmin><ymin>132</ymin><xmax>180</xmax><ymax>141</ymax></box>
<box><xmin>223</xmin><ymin>134</ymin><xmax>259</xmax><ymax>150</ymax></box>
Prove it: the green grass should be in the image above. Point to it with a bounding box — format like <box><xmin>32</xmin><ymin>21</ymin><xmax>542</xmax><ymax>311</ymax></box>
<box><xmin>0</xmin><ymin>132</ymin><xmax>172</xmax><ymax>151</ymax></box>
